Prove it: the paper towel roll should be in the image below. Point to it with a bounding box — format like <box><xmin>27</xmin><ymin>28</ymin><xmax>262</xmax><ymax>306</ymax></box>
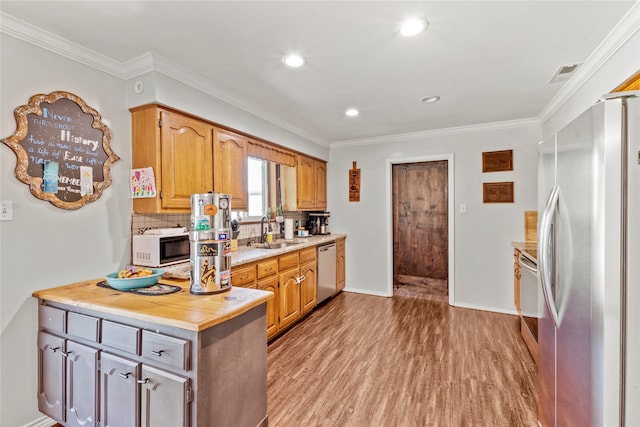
<box><xmin>284</xmin><ymin>218</ymin><xmax>294</xmax><ymax>240</ymax></box>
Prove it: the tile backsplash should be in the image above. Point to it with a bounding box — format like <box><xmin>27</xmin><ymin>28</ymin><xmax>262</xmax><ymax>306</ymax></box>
<box><xmin>131</xmin><ymin>211</ymin><xmax>309</xmax><ymax>244</ymax></box>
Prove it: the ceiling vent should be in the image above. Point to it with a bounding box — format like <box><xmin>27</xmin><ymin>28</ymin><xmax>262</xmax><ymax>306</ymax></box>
<box><xmin>549</xmin><ymin>63</ymin><xmax>582</xmax><ymax>83</ymax></box>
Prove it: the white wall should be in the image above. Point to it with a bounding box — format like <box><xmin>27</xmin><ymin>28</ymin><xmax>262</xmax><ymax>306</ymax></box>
<box><xmin>327</xmin><ymin>123</ymin><xmax>541</xmax><ymax>313</ymax></box>
<box><xmin>126</xmin><ymin>71</ymin><xmax>328</xmax><ymax>161</ymax></box>
<box><xmin>0</xmin><ymin>34</ymin><xmax>131</xmax><ymax>427</ymax></box>
<box><xmin>0</xmin><ymin>35</ymin><xmax>323</xmax><ymax>427</ymax></box>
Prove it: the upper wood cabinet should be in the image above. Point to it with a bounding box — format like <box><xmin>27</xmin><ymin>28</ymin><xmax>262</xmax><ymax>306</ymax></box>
<box><xmin>131</xmin><ymin>105</ymin><xmax>214</xmax><ymax>213</ymax></box>
<box><xmin>296</xmin><ymin>154</ymin><xmax>327</xmax><ymax>211</ymax></box>
<box><xmin>213</xmin><ymin>129</ymin><xmax>248</xmax><ymax>211</ymax></box>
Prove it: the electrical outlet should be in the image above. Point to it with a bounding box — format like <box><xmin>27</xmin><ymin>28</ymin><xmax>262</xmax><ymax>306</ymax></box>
<box><xmin>459</xmin><ymin>203</ymin><xmax>467</xmax><ymax>214</ymax></box>
<box><xmin>0</xmin><ymin>201</ymin><xmax>13</xmax><ymax>221</ymax></box>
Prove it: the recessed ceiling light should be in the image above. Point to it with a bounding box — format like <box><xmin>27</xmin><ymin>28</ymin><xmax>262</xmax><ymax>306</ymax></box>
<box><xmin>400</xmin><ymin>18</ymin><xmax>428</xmax><ymax>37</ymax></box>
<box><xmin>345</xmin><ymin>108</ymin><xmax>359</xmax><ymax>117</ymax></box>
<box><xmin>421</xmin><ymin>96</ymin><xmax>440</xmax><ymax>103</ymax></box>
<box><xmin>283</xmin><ymin>54</ymin><xmax>305</xmax><ymax>67</ymax></box>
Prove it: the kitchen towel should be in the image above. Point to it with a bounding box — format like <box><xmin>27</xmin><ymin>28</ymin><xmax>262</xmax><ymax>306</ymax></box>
<box><xmin>284</xmin><ymin>218</ymin><xmax>294</xmax><ymax>240</ymax></box>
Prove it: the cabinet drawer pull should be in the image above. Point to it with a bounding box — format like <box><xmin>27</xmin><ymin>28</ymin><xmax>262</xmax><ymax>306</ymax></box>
<box><xmin>119</xmin><ymin>372</ymin><xmax>132</xmax><ymax>379</ymax></box>
<box><xmin>137</xmin><ymin>378</ymin><xmax>150</xmax><ymax>384</ymax></box>
<box><xmin>151</xmin><ymin>349</ymin><xmax>165</xmax><ymax>357</ymax></box>
<box><xmin>265</xmin><ymin>267</ymin><xmax>273</xmax><ymax>272</ymax></box>
<box><xmin>240</xmin><ymin>274</ymin><xmax>249</xmax><ymax>280</ymax></box>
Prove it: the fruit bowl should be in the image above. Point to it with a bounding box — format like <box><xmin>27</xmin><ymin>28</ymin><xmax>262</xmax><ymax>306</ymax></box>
<box><xmin>105</xmin><ymin>268</ymin><xmax>164</xmax><ymax>290</ymax></box>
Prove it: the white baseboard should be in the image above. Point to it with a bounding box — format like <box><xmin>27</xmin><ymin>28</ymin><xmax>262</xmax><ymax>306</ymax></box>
<box><xmin>343</xmin><ymin>287</ymin><xmax>392</xmax><ymax>298</ymax></box>
<box><xmin>453</xmin><ymin>301</ymin><xmax>519</xmax><ymax>316</ymax></box>
<box><xmin>23</xmin><ymin>415</ymin><xmax>55</xmax><ymax>427</ymax></box>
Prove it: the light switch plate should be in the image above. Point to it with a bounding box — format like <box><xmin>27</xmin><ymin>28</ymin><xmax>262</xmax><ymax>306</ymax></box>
<box><xmin>0</xmin><ymin>201</ymin><xmax>13</xmax><ymax>221</ymax></box>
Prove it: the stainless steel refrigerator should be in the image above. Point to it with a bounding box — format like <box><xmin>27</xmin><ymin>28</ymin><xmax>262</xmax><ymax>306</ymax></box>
<box><xmin>537</xmin><ymin>91</ymin><xmax>639</xmax><ymax>427</ymax></box>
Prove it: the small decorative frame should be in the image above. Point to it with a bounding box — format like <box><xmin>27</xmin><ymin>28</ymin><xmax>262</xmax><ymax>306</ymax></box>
<box><xmin>483</xmin><ymin>182</ymin><xmax>514</xmax><ymax>203</ymax></box>
<box><xmin>349</xmin><ymin>161</ymin><xmax>360</xmax><ymax>202</ymax></box>
<box><xmin>1</xmin><ymin>91</ymin><xmax>120</xmax><ymax>210</ymax></box>
<box><xmin>482</xmin><ymin>149</ymin><xmax>513</xmax><ymax>173</ymax></box>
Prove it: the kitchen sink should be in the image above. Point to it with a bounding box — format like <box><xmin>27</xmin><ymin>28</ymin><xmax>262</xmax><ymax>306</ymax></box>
<box><xmin>253</xmin><ymin>242</ymin><xmax>298</xmax><ymax>250</ymax></box>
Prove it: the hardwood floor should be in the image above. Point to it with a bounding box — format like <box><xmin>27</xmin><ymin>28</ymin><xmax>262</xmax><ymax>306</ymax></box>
<box><xmin>267</xmin><ymin>292</ymin><xmax>538</xmax><ymax>426</ymax></box>
<box><xmin>394</xmin><ymin>275</ymin><xmax>449</xmax><ymax>302</ymax></box>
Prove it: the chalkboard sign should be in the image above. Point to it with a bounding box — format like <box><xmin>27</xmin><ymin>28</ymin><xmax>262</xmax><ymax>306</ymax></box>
<box><xmin>1</xmin><ymin>91</ymin><xmax>120</xmax><ymax>209</ymax></box>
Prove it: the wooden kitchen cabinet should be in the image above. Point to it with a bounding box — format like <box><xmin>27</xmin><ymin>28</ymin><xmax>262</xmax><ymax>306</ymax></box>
<box><xmin>278</xmin><ymin>252</ymin><xmax>301</xmax><ymax>331</ymax></box>
<box><xmin>258</xmin><ymin>275</ymin><xmax>279</xmax><ymax>339</ymax></box>
<box><xmin>37</xmin><ymin>306</ymin><xmax>193</xmax><ymax>427</ymax></box>
<box><xmin>214</xmin><ymin>129</ymin><xmax>249</xmax><ymax>210</ymax></box>
<box><xmin>295</xmin><ymin>154</ymin><xmax>327</xmax><ymax>211</ymax></box>
<box><xmin>299</xmin><ymin>247</ymin><xmax>317</xmax><ymax>315</ymax></box>
<box><xmin>336</xmin><ymin>237</ymin><xmax>346</xmax><ymax>292</ymax></box>
<box><xmin>514</xmin><ymin>248</ymin><xmax>522</xmax><ymax>314</ymax></box>
<box><xmin>231</xmin><ymin>263</ymin><xmax>257</xmax><ymax>289</ymax></box>
<box><xmin>131</xmin><ymin>104</ymin><xmax>214</xmax><ymax>213</ymax></box>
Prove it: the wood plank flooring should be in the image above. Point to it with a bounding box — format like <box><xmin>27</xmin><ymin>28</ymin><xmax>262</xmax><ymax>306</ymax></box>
<box><xmin>267</xmin><ymin>292</ymin><xmax>538</xmax><ymax>426</ymax></box>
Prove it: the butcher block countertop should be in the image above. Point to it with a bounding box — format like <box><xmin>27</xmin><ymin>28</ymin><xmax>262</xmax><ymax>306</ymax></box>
<box><xmin>32</xmin><ymin>278</ymin><xmax>272</xmax><ymax>332</ymax></box>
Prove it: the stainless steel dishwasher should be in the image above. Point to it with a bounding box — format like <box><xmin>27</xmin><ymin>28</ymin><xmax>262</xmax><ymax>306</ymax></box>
<box><xmin>317</xmin><ymin>243</ymin><xmax>337</xmax><ymax>304</ymax></box>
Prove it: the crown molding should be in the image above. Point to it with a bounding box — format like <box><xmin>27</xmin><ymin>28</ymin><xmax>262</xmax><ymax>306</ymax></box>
<box><xmin>0</xmin><ymin>12</ymin><xmax>127</xmax><ymax>78</ymax></box>
<box><xmin>538</xmin><ymin>1</ymin><xmax>640</xmax><ymax>123</ymax></box>
<box><xmin>329</xmin><ymin>118</ymin><xmax>540</xmax><ymax>149</ymax></box>
<box><xmin>0</xmin><ymin>12</ymin><xmax>327</xmax><ymax>146</ymax></box>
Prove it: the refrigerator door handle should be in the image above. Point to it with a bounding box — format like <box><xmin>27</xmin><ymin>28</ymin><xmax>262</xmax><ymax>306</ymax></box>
<box><xmin>538</xmin><ymin>185</ymin><xmax>560</xmax><ymax>328</ymax></box>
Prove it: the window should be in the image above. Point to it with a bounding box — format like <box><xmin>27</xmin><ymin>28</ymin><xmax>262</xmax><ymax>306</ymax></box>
<box><xmin>247</xmin><ymin>157</ymin><xmax>268</xmax><ymax>218</ymax></box>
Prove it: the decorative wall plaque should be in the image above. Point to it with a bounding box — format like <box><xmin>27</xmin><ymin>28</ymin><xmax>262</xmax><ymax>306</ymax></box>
<box><xmin>483</xmin><ymin>182</ymin><xmax>514</xmax><ymax>203</ymax></box>
<box><xmin>349</xmin><ymin>161</ymin><xmax>360</xmax><ymax>202</ymax></box>
<box><xmin>1</xmin><ymin>91</ymin><xmax>120</xmax><ymax>209</ymax></box>
<box><xmin>482</xmin><ymin>149</ymin><xmax>513</xmax><ymax>172</ymax></box>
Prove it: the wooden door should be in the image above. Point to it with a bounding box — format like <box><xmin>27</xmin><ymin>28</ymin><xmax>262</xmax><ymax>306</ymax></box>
<box><xmin>214</xmin><ymin>129</ymin><xmax>248</xmax><ymax>210</ymax></box>
<box><xmin>140</xmin><ymin>365</ymin><xmax>190</xmax><ymax>427</ymax></box>
<box><xmin>296</xmin><ymin>155</ymin><xmax>315</xmax><ymax>210</ymax></box>
<box><xmin>258</xmin><ymin>275</ymin><xmax>279</xmax><ymax>339</ymax></box>
<box><xmin>160</xmin><ymin>111</ymin><xmax>213</xmax><ymax>209</ymax></box>
<box><xmin>392</xmin><ymin>161</ymin><xmax>448</xmax><ymax>297</ymax></box>
<box><xmin>278</xmin><ymin>268</ymin><xmax>301</xmax><ymax>330</ymax></box>
<box><xmin>300</xmin><ymin>261</ymin><xmax>317</xmax><ymax>315</ymax></box>
<box><xmin>100</xmin><ymin>353</ymin><xmax>140</xmax><ymax>427</ymax></box>
<box><xmin>314</xmin><ymin>160</ymin><xmax>327</xmax><ymax>209</ymax></box>
<box><xmin>66</xmin><ymin>341</ymin><xmax>98</xmax><ymax>427</ymax></box>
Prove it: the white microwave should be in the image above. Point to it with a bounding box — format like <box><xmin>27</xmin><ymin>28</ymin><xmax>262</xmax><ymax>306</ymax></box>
<box><xmin>132</xmin><ymin>232</ymin><xmax>190</xmax><ymax>267</ymax></box>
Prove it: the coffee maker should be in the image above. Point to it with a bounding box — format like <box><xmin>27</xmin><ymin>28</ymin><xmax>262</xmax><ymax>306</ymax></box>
<box><xmin>308</xmin><ymin>212</ymin><xmax>330</xmax><ymax>235</ymax></box>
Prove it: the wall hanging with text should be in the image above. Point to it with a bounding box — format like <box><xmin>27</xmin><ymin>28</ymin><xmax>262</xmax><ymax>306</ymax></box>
<box><xmin>1</xmin><ymin>91</ymin><xmax>120</xmax><ymax>209</ymax></box>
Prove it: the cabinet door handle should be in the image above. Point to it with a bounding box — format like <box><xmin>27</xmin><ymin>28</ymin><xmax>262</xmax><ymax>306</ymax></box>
<box><xmin>151</xmin><ymin>350</ymin><xmax>164</xmax><ymax>357</ymax></box>
<box><xmin>119</xmin><ymin>372</ymin><xmax>131</xmax><ymax>379</ymax></box>
<box><xmin>137</xmin><ymin>378</ymin><xmax>150</xmax><ymax>384</ymax></box>
<box><xmin>47</xmin><ymin>346</ymin><xmax>60</xmax><ymax>353</ymax></box>
<box><xmin>296</xmin><ymin>275</ymin><xmax>306</xmax><ymax>284</ymax></box>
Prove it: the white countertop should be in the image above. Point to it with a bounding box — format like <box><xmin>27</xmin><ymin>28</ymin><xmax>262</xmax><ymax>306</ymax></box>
<box><xmin>231</xmin><ymin>234</ymin><xmax>346</xmax><ymax>266</ymax></box>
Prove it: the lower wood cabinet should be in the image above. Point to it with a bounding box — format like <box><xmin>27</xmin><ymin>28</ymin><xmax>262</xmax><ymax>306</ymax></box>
<box><xmin>336</xmin><ymin>237</ymin><xmax>346</xmax><ymax>292</ymax></box>
<box><xmin>235</xmin><ymin>245</ymin><xmax>322</xmax><ymax>340</ymax></box>
<box><xmin>36</xmin><ymin>299</ymin><xmax>267</xmax><ymax>427</ymax></box>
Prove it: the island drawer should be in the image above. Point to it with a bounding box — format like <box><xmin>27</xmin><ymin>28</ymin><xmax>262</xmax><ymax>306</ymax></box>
<box><xmin>102</xmin><ymin>320</ymin><xmax>141</xmax><ymax>355</ymax></box>
<box><xmin>232</xmin><ymin>264</ymin><xmax>257</xmax><ymax>288</ymax></box>
<box><xmin>39</xmin><ymin>305</ymin><xmax>66</xmax><ymax>334</ymax></box>
<box><xmin>279</xmin><ymin>252</ymin><xmax>299</xmax><ymax>271</ymax></box>
<box><xmin>141</xmin><ymin>330</ymin><xmax>190</xmax><ymax>371</ymax></box>
<box><xmin>257</xmin><ymin>258</ymin><xmax>278</xmax><ymax>279</ymax></box>
<box><xmin>67</xmin><ymin>312</ymin><xmax>100</xmax><ymax>342</ymax></box>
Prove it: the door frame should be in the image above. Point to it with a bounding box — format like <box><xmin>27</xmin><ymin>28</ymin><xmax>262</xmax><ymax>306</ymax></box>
<box><xmin>385</xmin><ymin>154</ymin><xmax>455</xmax><ymax>305</ymax></box>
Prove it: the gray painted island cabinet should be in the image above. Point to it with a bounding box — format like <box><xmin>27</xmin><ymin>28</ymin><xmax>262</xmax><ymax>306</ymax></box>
<box><xmin>34</xmin><ymin>282</ymin><xmax>271</xmax><ymax>427</ymax></box>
